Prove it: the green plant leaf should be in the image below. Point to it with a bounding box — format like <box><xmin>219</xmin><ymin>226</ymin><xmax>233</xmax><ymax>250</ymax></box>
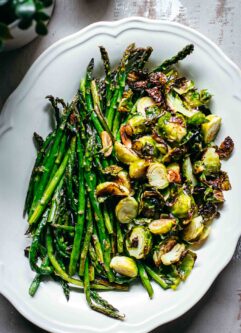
<box><xmin>18</xmin><ymin>18</ymin><xmax>32</xmax><ymax>30</ymax></box>
<box><xmin>0</xmin><ymin>0</ymin><xmax>9</xmax><ymax>5</ymax></box>
<box><xmin>15</xmin><ymin>0</ymin><xmax>36</xmax><ymax>19</ymax></box>
<box><xmin>40</xmin><ymin>0</ymin><xmax>53</xmax><ymax>7</ymax></box>
<box><xmin>34</xmin><ymin>11</ymin><xmax>49</xmax><ymax>21</ymax></box>
<box><xmin>35</xmin><ymin>21</ymin><xmax>48</xmax><ymax>35</ymax></box>
<box><xmin>0</xmin><ymin>22</ymin><xmax>13</xmax><ymax>40</ymax></box>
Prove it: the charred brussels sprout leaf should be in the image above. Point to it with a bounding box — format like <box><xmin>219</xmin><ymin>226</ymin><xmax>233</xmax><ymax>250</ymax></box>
<box><xmin>96</xmin><ymin>182</ymin><xmax>130</xmax><ymax>201</ymax></box>
<box><xmin>217</xmin><ymin>136</ymin><xmax>234</xmax><ymax>160</ymax></box>
<box><xmin>177</xmin><ymin>251</ymin><xmax>196</xmax><ymax>280</ymax></box>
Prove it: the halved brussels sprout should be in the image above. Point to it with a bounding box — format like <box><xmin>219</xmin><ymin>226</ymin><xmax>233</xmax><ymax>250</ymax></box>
<box><xmin>139</xmin><ymin>190</ymin><xmax>163</xmax><ymax>219</ymax></box>
<box><xmin>100</xmin><ymin>131</ymin><xmax>113</xmax><ymax>157</ymax></box>
<box><xmin>167</xmin><ymin>163</ymin><xmax>181</xmax><ymax>183</ymax></box>
<box><xmin>182</xmin><ymin>215</ymin><xmax>204</xmax><ymax>242</ymax></box>
<box><xmin>153</xmin><ymin>238</ymin><xmax>177</xmax><ymax>267</ymax></box>
<box><xmin>170</xmin><ymin>190</ymin><xmax>195</xmax><ymax>218</ymax></box>
<box><xmin>145</xmin><ymin>105</ymin><xmax>162</xmax><ymax>119</ymax></box>
<box><xmin>96</xmin><ymin>182</ymin><xmax>129</xmax><ymax>200</ymax></box>
<box><xmin>183</xmin><ymin>89</ymin><xmax>212</xmax><ymax>108</ymax></box>
<box><xmin>158</xmin><ymin>112</ymin><xmax>187</xmax><ymax>143</ymax></box>
<box><xmin>132</xmin><ymin>136</ymin><xmax>159</xmax><ymax>157</ymax></box>
<box><xmin>129</xmin><ymin>159</ymin><xmax>150</xmax><ymax>179</ymax></box>
<box><xmin>136</xmin><ymin>96</ymin><xmax>156</xmax><ymax>117</ymax></box>
<box><xmin>177</xmin><ymin>250</ymin><xmax>196</xmax><ymax>280</ymax></box>
<box><xmin>202</xmin><ymin>147</ymin><xmax>221</xmax><ymax>175</ymax></box>
<box><xmin>127</xmin><ymin>115</ymin><xmax>147</xmax><ymax>135</ymax></box>
<box><xmin>161</xmin><ymin>243</ymin><xmax>186</xmax><ymax>266</ymax></box>
<box><xmin>201</xmin><ymin>114</ymin><xmax>221</xmax><ymax>143</ymax></box>
<box><xmin>148</xmin><ymin>218</ymin><xmax>175</xmax><ymax>235</ymax></box>
<box><xmin>110</xmin><ymin>256</ymin><xmax>138</xmax><ymax>278</ymax></box>
<box><xmin>115</xmin><ymin>197</ymin><xmax>138</xmax><ymax>224</ymax></box>
<box><xmin>147</xmin><ymin>162</ymin><xmax>169</xmax><ymax>189</ymax></box>
<box><xmin>115</xmin><ymin>170</ymin><xmax>132</xmax><ymax>193</ymax></box>
<box><xmin>126</xmin><ymin>226</ymin><xmax>152</xmax><ymax>259</ymax></box>
<box><xmin>173</xmin><ymin>77</ymin><xmax>194</xmax><ymax>95</ymax></box>
<box><xmin>182</xmin><ymin>157</ymin><xmax>197</xmax><ymax>187</ymax></box>
<box><xmin>114</xmin><ymin>141</ymin><xmax>139</xmax><ymax>165</ymax></box>
<box><xmin>191</xmin><ymin>226</ymin><xmax>210</xmax><ymax>248</ymax></box>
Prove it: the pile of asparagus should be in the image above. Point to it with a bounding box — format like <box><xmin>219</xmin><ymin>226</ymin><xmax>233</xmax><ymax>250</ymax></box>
<box><xmin>24</xmin><ymin>43</ymin><xmax>233</xmax><ymax>320</ymax></box>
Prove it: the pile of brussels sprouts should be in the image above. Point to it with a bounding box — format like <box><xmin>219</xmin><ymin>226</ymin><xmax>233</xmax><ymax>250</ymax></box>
<box><xmin>25</xmin><ymin>43</ymin><xmax>234</xmax><ymax>319</ymax></box>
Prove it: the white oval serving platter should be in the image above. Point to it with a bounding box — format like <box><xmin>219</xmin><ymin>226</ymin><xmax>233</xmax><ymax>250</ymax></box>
<box><xmin>0</xmin><ymin>17</ymin><xmax>241</xmax><ymax>333</ymax></box>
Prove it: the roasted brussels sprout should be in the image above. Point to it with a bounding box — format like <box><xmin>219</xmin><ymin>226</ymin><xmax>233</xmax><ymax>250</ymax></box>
<box><xmin>129</xmin><ymin>159</ymin><xmax>149</xmax><ymax>179</ymax></box>
<box><xmin>115</xmin><ymin>197</ymin><xmax>138</xmax><ymax>223</ymax></box>
<box><xmin>158</xmin><ymin>112</ymin><xmax>187</xmax><ymax>143</ymax></box>
<box><xmin>202</xmin><ymin>147</ymin><xmax>221</xmax><ymax>175</ymax></box>
<box><xmin>132</xmin><ymin>136</ymin><xmax>159</xmax><ymax>157</ymax></box>
<box><xmin>96</xmin><ymin>182</ymin><xmax>130</xmax><ymax>201</ymax></box>
<box><xmin>182</xmin><ymin>157</ymin><xmax>197</xmax><ymax>187</ymax></box>
<box><xmin>201</xmin><ymin>114</ymin><xmax>221</xmax><ymax>143</ymax></box>
<box><xmin>114</xmin><ymin>141</ymin><xmax>139</xmax><ymax>165</ymax></box>
<box><xmin>147</xmin><ymin>162</ymin><xmax>169</xmax><ymax>189</ymax></box>
<box><xmin>161</xmin><ymin>243</ymin><xmax>186</xmax><ymax>266</ymax></box>
<box><xmin>177</xmin><ymin>251</ymin><xmax>196</xmax><ymax>280</ymax></box>
<box><xmin>126</xmin><ymin>226</ymin><xmax>152</xmax><ymax>259</ymax></box>
<box><xmin>183</xmin><ymin>89</ymin><xmax>212</xmax><ymax>108</ymax></box>
<box><xmin>182</xmin><ymin>216</ymin><xmax>204</xmax><ymax>242</ymax></box>
<box><xmin>110</xmin><ymin>256</ymin><xmax>138</xmax><ymax>277</ymax></box>
<box><xmin>170</xmin><ymin>190</ymin><xmax>195</xmax><ymax>218</ymax></box>
<box><xmin>153</xmin><ymin>238</ymin><xmax>177</xmax><ymax>267</ymax></box>
<box><xmin>136</xmin><ymin>96</ymin><xmax>156</xmax><ymax>116</ymax></box>
<box><xmin>139</xmin><ymin>190</ymin><xmax>163</xmax><ymax>218</ymax></box>
<box><xmin>148</xmin><ymin>218</ymin><xmax>175</xmax><ymax>235</ymax></box>
<box><xmin>173</xmin><ymin>77</ymin><xmax>194</xmax><ymax>95</ymax></box>
<box><xmin>127</xmin><ymin>115</ymin><xmax>147</xmax><ymax>135</ymax></box>
<box><xmin>167</xmin><ymin>163</ymin><xmax>181</xmax><ymax>183</ymax></box>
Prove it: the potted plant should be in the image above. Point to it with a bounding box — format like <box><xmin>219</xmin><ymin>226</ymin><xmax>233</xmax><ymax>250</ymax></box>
<box><xmin>0</xmin><ymin>0</ymin><xmax>55</xmax><ymax>51</ymax></box>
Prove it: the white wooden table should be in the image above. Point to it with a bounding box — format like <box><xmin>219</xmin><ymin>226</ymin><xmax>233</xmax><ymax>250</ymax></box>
<box><xmin>0</xmin><ymin>1</ymin><xmax>241</xmax><ymax>332</ymax></box>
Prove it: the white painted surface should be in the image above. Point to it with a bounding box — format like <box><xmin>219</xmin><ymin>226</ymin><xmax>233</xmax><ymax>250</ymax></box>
<box><xmin>0</xmin><ymin>1</ymin><xmax>241</xmax><ymax>333</ymax></box>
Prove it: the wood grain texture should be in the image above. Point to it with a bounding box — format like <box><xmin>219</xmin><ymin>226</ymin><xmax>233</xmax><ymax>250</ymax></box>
<box><xmin>0</xmin><ymin>1</ymin><xmax>241</xmax><ymax>332</ymax></box>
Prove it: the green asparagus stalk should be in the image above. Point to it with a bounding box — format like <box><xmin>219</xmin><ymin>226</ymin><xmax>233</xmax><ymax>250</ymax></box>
<box><xmin>24</xmin><ymin>130</ymin><xmax>56</xmax><ymax>216</ymax></box>
<box><xmin>79</xmin><ymin>200</ymin><xmax>93</xmax><ymax>276</ymax></box>
<box><xmin>69</xmin><ymin>135</ymin><xmax>86</xmax><ymax>276</ymax></box>
<box><xmin>144</xmin><ymin>265</ymin><xmax>169</xmax><ymax>290</ymax></box>
<box><xmin>153</xmin><ymin>44</ymin><xmax>194</xmax><ymax>72</ymax></box>
<box><xmin>137</xmin><ymin>261</ymin><xmax>154</xmax><ymax>299</ymax></box>
<box><xmin>84</xmin><ymin>258</ymin><xmax>125</xmax><ymax>320</ymax></box>
<box><xmin>28</xmin><ymin>138</ymin><xmax>72</xmax><ymax>225</ymax></box>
